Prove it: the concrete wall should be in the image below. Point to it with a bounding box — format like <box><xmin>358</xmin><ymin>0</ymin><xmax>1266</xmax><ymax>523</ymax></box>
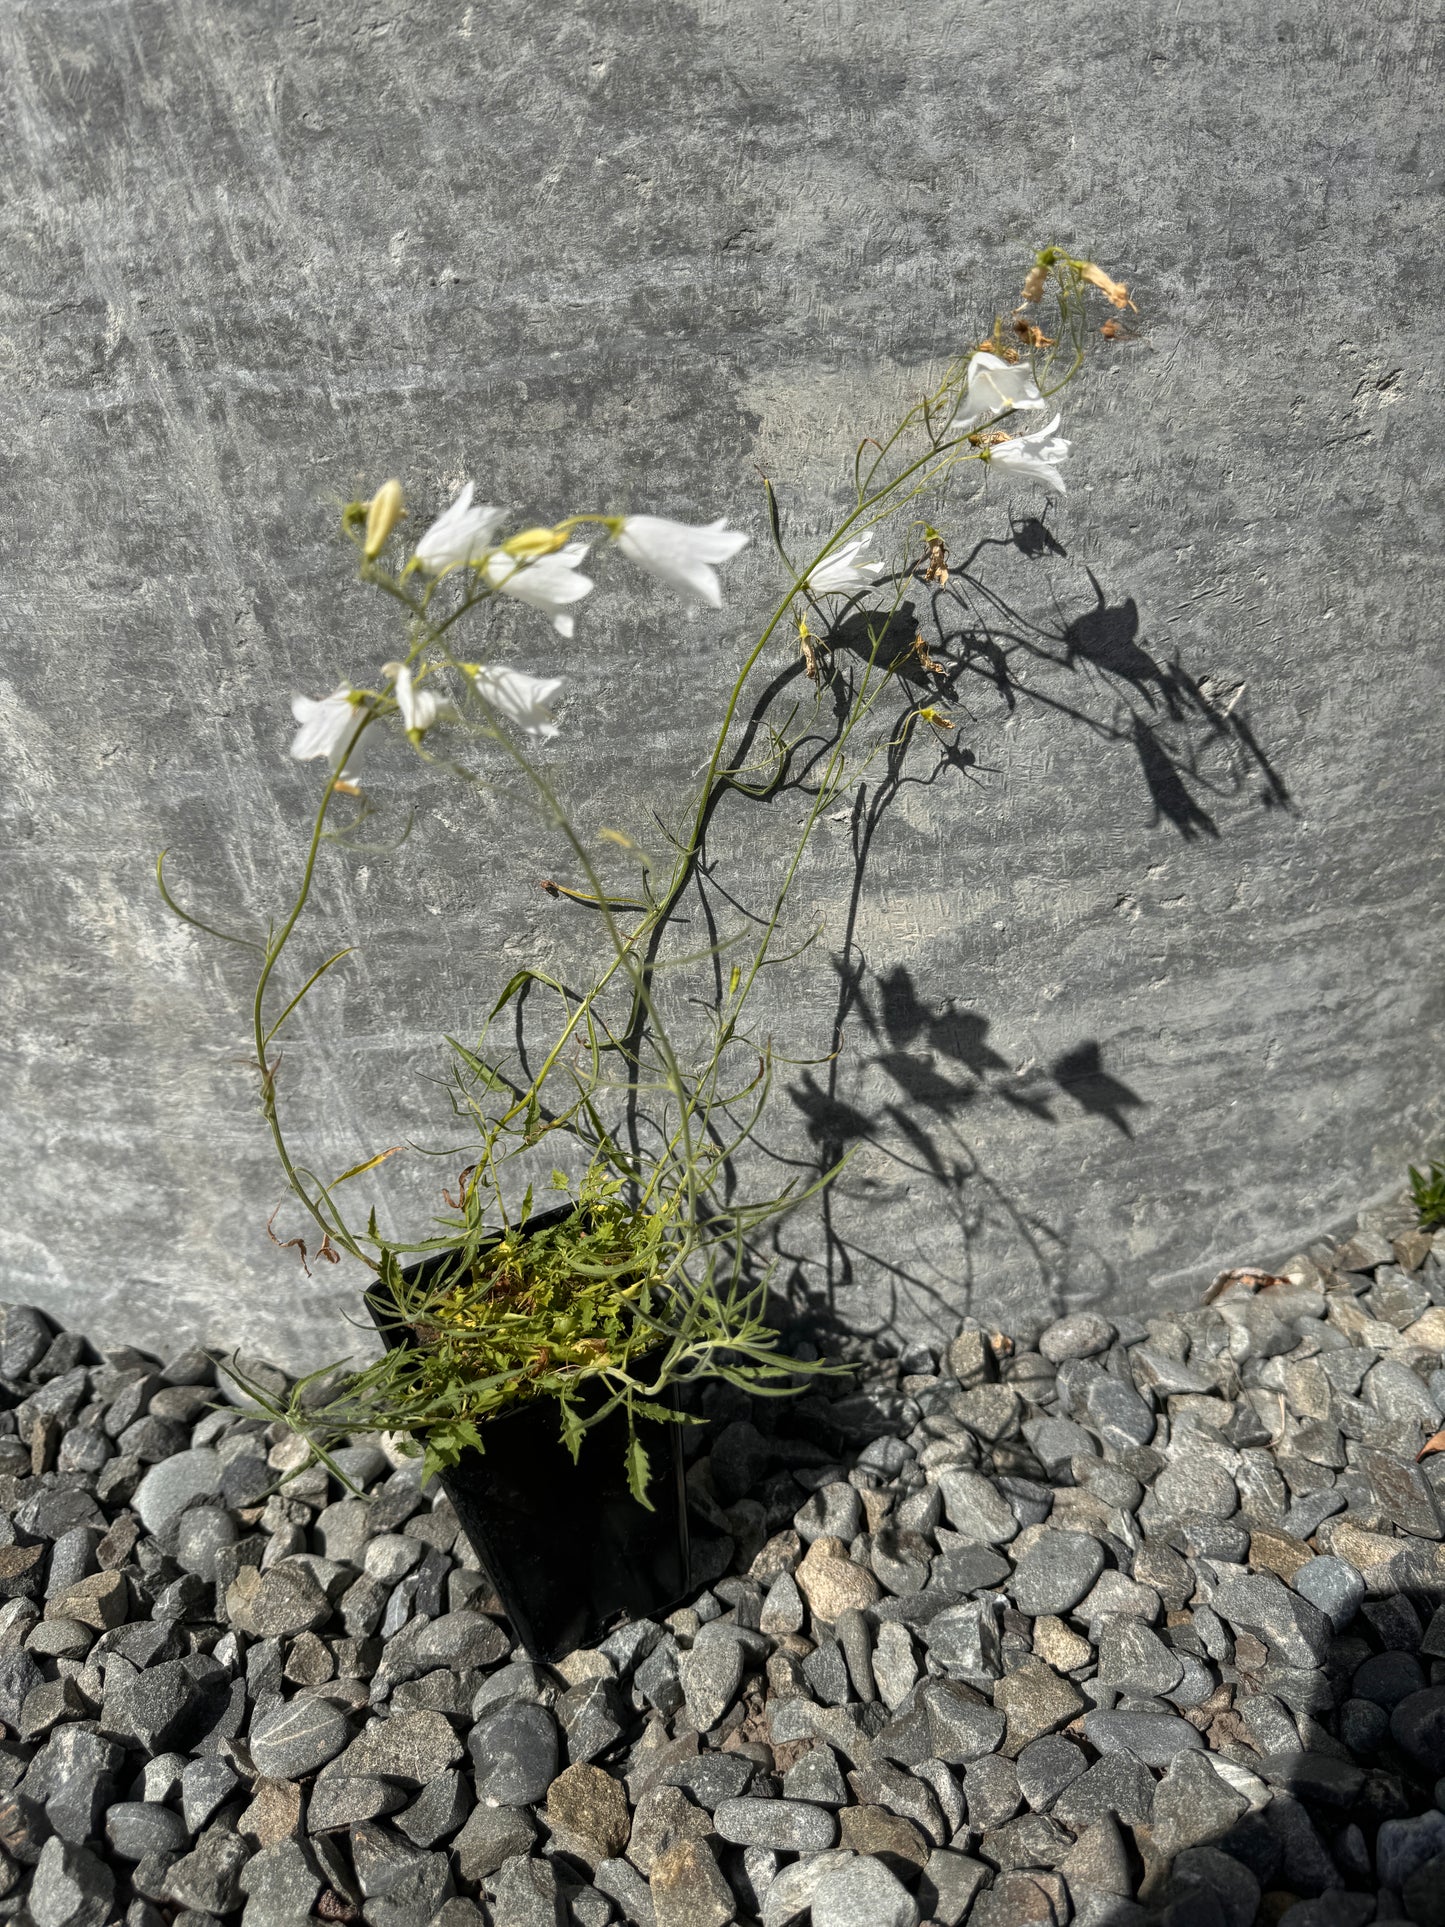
<box><xmin>3</xmin><ymin>0</ymin><xmax>1442</xmax><ymax>1371</ymax></box>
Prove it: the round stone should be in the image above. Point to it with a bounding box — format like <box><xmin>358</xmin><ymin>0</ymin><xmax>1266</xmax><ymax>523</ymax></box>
<box><xmin>329</xmin><ymin>1444</ymin><xmax>389</xmax><ymax>1489</ymax></box>
<box><xmin>795</xmin><ymin>1483</ymin><xmax>865</xmax><ymax>1546</ymax></box>
<box><xmin>1340</xmin><ymin>1697</ymin><xmax>1390</xmax><ymax>1756</ymax></box>
<box><xmin>467</xmin><ymin>1701</ymin><xmax>559</xmax><ymax>1807</ymax></box>
<box><xmin>1010</xmin><ymin>1531</ymin><xmax>1106</xmax><ymax>1617</ymax></box>
<box><xmin>1354</xmin><ymin>1651</ymin><xmax>1425</xmax><ymax>1712</ymax></box>
<box><xmin>174</xmin><ymin>1506</ymin><xmax>239</xmax><ymax>1581</ymax></box>
<box><xmin>248</xmin><ymin>1697</ymin><xmax>352</xmax><ymax>1779</ymax></box>
<box><xmin>133</xmin><ymin>1449</ymin><xmax>222</xmax><ymax>1533</ymax></box>
<box><xmin>105</xmin><ymin>1801</ymin><xmax>189</xmax><ymax>1860</ymax></box>
<box><xmin>1084</xmin><ymin>1377</ymin><xmax>1155</xmax><ymax>1451</ymax></box>
<box><xmin>25</xmin><ymin>1617</ymin><xmax>95</xmax><ymax>1661</ymax></box>
<box><xmin>1039</xmin><ymin>1314</ymin><xmax>1115</xmax><ymax>1364</ymax></box>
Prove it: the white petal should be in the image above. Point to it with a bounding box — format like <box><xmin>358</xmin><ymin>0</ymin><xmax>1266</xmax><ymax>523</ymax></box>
<box><xmin>806</xmin><ymin>530</ymin><xmax>885</xmax><ymax>596</ymax></box>
<box><xmin>472</xmin><ymin>664</ymin><xmax>564</xmax><ymax>738</ymax></box>
<box><xmin>415</xmin><ymin>483</ymin><xmax>506</xmax><ymax>572</ymax></box>
<box><xmin>959</xmin><ymin>350</ymin><xmax>1047</xmax><ymax>431</ymax></box>
<box><xmin>289</xmin><ymin>687</ymin><xmax>357</xmax><ymax>764</ymax></box>
<box><xmin>616</xmin><ymin>514</ymin><xmax>749</xmax><ymax>608</ymax></box>
<box><xmin>484</xmin><ymin>546</ymin><xmax>595</xmax><ymax>626</ymax></box>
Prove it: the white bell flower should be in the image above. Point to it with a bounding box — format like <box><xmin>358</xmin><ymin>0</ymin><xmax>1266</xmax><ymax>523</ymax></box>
<box><xmin>386</xmin><ymin>662</ymin><xmax>455</xmax><ymax>737</ymax></box>
<box><xmin>803</xmin><ymin>531</ymin><xmax>884</xmax><ymax>598</ymax></box>
<box><xmin>959</xmin><ymin>351</ymin><xmax>1047</xmax><ymax>430</ymax></box>
<box><xmin>484</xmin><ymin>543</ymin><xmax>594</xmax><ymax>638</ymax></box>
<box><xmin>615</xmin><ymin>515</ymin><xmax>749</xmax><ymax>609</ymax></box>
<box><xmin>470</xmin><ymin>664</ymin><xmax>564</xmax><ymax>739</ymax></box>
<box><xmin>414</xmin><ymin>483</ymin><xmax>505</xmax><ymax>573</ymax></box>
<box><xmin>290</xmin><ymin>687</ymin><xmax>363</xmax><ymax>770</ymax></box>
<box><xmin>987</xmin><ymin>414</ymin><xmax>1070</xmax><ymax>495</ymax></box>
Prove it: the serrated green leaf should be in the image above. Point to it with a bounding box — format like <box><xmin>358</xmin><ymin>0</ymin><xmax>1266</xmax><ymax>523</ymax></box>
<box><xmin>625</xmin><ymin>1432</ymin><xmax>654</xmax><ymax>1510</ymax></box>
<box><xmin>558</xmin><ymin>1400</ymin><xmax>585</xmax><ymax>1464</ymax></box>
<box><xmin>628</xmin><ymin>1399</ymin><xmax>683</xmax><ymax>1426</ymax></box>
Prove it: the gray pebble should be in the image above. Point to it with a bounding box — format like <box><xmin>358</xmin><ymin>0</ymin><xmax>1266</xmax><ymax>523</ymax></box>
<box><xmin>678</xmin><ymin>1635</ymin><xmax>743</xmax><ymax>1732</ymax></box>
<box><xmin>132</xmin><ymin>1450</ymin><xmax>222</xmax><ymax>1533</ymax></box>
<box><xmin>1010</xmin><ymin>1531</ymin><xmax>1105</xmax><ymax>1616</ymax></box>
<box><xmin>468</xmin><ymin>1701</ymin><xmax>559</xmax><ymax>1806</ymax></box>
<box><xmin>1291</xmin><ymin>1555</ymin><xmax>1365</xmax><ymax>1632</ymax></box>
<box><xmin>1084</xmin><ymin>1377</ymin><xmax>1156</xmax><ymax>1451</ymax></box>
<box><xmin>1083</xmin><ymin>1708</ymin><xmax>1207</xmax><ymax>1768</ymax></box>
<box><xmin>963</xmin><ymin>1753</ymin><xmax>1022</xmax><ymax>1829</ymax></box>
<box><xmin>1097</xmin><ymin>1620</ymin><xmax>1184</xmax><ymax>1697</ymax></box>
<box><xmin>810</xmin><ymin>1852</ymin><xmax>920</xmax><ymax>1927</ymax></box>
<box><xmin>247</xmin><ymin>1696</ymin><xmax>352</xmax><ymax>1779</ymax></box>
<box><xmin>1039</xmin><ymin>1315</ymin><xmax>1115</xmax><ymax>1364</ymax></box>
<box><xmin>1211</xmin><ymin>1572</ymin><xmax>1332</xmax><ymax>1670</ymax></box>
<box><xmin>714</xmin><ymin>1796</ymin><xmax>837</xmax><ymax>1851</ymax></box>
<box><xmin>1015</xmin><ymin>1734</ymin><xmax>1088</xmax><ymax>1813</ymax></box>
<box><xmin>104</xmin><ymin>1802</ymin><xmax>189</xmax><ymax>1862</ymax></box>
<box><xmin>782</xmin><ymin>1745</ymin><xmax>849</xmax><ymax>1807</ymax></box>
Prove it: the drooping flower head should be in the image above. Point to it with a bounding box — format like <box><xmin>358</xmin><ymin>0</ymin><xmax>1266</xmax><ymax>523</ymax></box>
<box><xmin>986</xmin><ymin>414</ymin><xmax>1070</xmax><ymax>495</ymax></box>
<box><xmin>615</xmin><ymin>515</ymin><xmax>748</xmax><ymax>608</ymax></box>
<box><xmin>467</xmin><ymin>664</ymin><xmax>564</xmax><ymax>739</ymax></box>
<box><xmin>290</xmin><ymin>687</ymin><xmax>364</xmax><ymax>771</ymax></box>
<box><xmin>960</xmin><ymin>351</ymin><xmax>1047</xmax><ymax>431</ymax></box>
<box><xmin>414</xmin><ymin>483</ymin><xmax>506</xmax><ymax>574</ymax></box>
<box><xmin>385</xmin><ymin>662</ymin><xmax>455</xmax><ymax>740</ymax></box>
<box><xmin>483</xmin><ymin>544</ymin><xmax>594</xmax><ymax>638</ymax></box>
<box><xmin>803</xmin><ymin>531</ymin><xmax>885</xmax><ymax>599</ymax></box>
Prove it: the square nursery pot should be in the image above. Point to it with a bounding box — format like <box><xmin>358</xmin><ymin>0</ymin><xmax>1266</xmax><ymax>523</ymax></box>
<box><xmin>366</xmin><ymin>1215</ymin><xmax>690</xmax><ymax>1661</ymax></box>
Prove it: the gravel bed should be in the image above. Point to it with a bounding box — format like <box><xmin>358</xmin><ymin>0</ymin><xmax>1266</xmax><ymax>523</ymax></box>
<box><xmin>1</xmin><ymin>1202</ymin><xmax>1444</xmax><ymax>1926</ymax></box>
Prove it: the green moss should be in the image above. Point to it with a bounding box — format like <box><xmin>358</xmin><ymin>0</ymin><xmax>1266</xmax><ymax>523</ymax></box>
<box><xmin>1410</xmin><ymin>1157</ymin><xmax>1445</xmax><ymax>1233</ymax></box>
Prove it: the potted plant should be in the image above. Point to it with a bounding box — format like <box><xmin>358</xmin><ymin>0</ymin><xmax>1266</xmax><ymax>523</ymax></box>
<box><xmin>159</xmin><ymin>248</ymin><xmax>1126</xmax><ymax>1657</ymax></box>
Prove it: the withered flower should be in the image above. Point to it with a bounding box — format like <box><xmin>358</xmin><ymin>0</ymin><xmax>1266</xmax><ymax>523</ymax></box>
<box><xmin>1012</xmin><ymin>316</ymin><xmax>1055</xmax><ymax>349</ymax></box>
<box><xmin>1078</xmin><ymin>261</ymin><xmax>1135</xmax><ymax>310</ymax></box>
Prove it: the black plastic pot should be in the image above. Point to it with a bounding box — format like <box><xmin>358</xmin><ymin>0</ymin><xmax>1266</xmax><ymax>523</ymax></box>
<box><xmin>365</xmin><ymin>1212</ymin><xmax>691</xmax><ymax>1661</ymax></box>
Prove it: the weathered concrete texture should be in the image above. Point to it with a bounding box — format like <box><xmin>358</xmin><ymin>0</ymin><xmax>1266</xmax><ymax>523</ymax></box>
<box><xmin>2</xmin><ymin>1</ymin><xmax>1443</xmax><ymax>1368</ymax></box>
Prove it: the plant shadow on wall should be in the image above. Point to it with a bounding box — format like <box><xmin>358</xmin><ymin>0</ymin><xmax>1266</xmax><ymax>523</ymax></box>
<box><xmin>740</xmin><ymin>519</ymin><xmax>1294</xmax><ymax>1345</ymax></box>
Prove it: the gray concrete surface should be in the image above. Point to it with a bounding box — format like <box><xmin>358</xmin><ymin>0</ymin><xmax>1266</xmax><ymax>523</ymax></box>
<box><xmin>2</xmin><ymin>0</ymin><xmax>1443</xmax><ymax>1371</ymax></box>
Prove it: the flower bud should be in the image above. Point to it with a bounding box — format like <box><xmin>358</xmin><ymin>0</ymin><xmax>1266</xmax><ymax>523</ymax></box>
<box><xmin>1020</xmin><ymin>264</ymin><xmax>1048</xmax><ymax>304</ymax></box>
<box><xmin>502</xmin><ymin>526</ymin><xmax>567</xmax><ymax>559</ymax></box>
<box><xmin>364</xmin><ymin>480</ymin><xmax>406</xmax><ymax>559</ymax></box>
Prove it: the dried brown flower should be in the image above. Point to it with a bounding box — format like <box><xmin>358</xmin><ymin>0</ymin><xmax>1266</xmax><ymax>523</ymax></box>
<box><xmin>1012</xmin><ymin>316</ymin><xmax>1056</xmax><ymax>349</ymax></box>
<box><xmin>1078</xmin><ymin>261</ymin><xmax>1135</xmax><ymax>310</ymax></box>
